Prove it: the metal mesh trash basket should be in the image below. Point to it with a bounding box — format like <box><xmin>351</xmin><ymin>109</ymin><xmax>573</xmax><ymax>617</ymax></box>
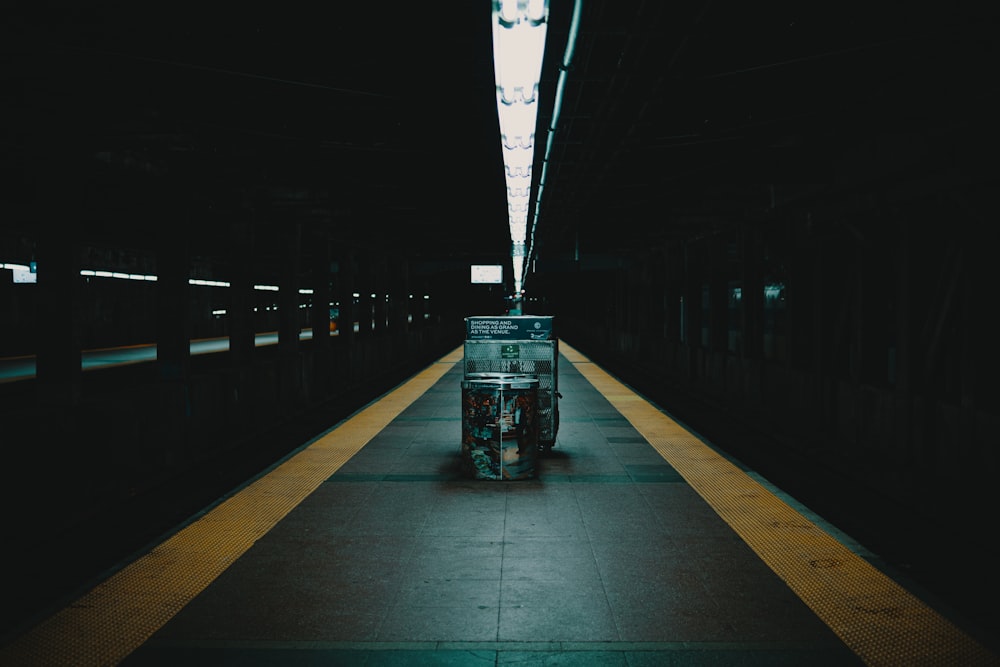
<box><xmin>460</xmin><ymin>375</ymin><xmax>539</xmax><ymax>480</ymax></box>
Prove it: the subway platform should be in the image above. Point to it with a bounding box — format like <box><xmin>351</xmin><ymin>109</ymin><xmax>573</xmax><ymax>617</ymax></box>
<box><xmin>1</xmin><ymin>342</ymin><xmax>997</xmax><ymax>666</ymax></box>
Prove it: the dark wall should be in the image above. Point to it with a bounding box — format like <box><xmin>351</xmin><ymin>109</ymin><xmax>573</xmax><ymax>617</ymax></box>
<box><xmin>528</xmin><ymin>176</ymin><xmax>998</xmax><ymax>630</ymax></box>
<box><xmin>0</xmin><ymin>314</ymin><xmax>462</xmax><ymax>639</ymax></box>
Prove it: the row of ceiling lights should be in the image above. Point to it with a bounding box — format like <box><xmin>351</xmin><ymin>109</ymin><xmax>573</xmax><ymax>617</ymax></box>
<box><xmin>491</xmin><ymin>0</ymin><xmax>582</xmax><ymax>296</ymax></box>
<box><xmin>491</xmin><ymin>0</ymin><xmax>549</xmax><ymax>296</ymax></box>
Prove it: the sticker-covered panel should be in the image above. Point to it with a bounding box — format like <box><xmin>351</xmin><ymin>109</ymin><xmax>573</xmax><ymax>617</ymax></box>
<box><xmin>460</xmin><ymin>379</ymin><xmax>539</xmax><ymax>480</ymax></box>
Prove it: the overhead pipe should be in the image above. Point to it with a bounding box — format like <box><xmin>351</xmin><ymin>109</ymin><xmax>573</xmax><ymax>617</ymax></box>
<box><xmin>523</xmin><ymin>0</ymin><xmax>583</xmax><ymax>290</ymax></box>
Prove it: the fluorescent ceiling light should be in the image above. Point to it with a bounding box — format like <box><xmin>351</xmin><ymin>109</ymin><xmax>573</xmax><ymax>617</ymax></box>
<box><xmin>492</xmin><ymin>0</ymin><xmax>549</xmax><ymax>295</ymax></box>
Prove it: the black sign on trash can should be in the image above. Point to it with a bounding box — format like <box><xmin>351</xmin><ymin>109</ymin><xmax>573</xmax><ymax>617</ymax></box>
<box><xmin>465</xmin><ymin>316</ymin><xmax>554</xmax><ymax>340</ymax></box>
<box><xmin>460</xmin><ymin>374</ymin><xmax>540</xmax><ymax>480</ymax></box>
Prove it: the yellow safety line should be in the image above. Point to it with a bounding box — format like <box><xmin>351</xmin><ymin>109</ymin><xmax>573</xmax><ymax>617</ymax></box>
<box><xmin>559</xmin><ymin>340</ymin><xmax>997</xmax><ymax>667</ymax></box>
<box><xmin>0</xmin><ymin>347</ymin><xmax>461</xmax><ymax>667</ymax></box>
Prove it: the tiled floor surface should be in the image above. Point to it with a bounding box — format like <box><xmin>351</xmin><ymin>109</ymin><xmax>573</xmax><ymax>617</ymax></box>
<box><xmin>121</xmin><ymin>356</ymin><xmax>864</xmax><ymax>665</ymax></box>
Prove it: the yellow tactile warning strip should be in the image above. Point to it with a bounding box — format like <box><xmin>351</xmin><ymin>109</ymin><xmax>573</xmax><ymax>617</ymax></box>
<box><xmin>559</xmin><ymin>340</ymin><xmax>998</xmax><ymax>667</ymax></box>
<box><xmin>0</xmin><ymin>348</ymin><xmax>462</xmax><ymax>667</ymax></box>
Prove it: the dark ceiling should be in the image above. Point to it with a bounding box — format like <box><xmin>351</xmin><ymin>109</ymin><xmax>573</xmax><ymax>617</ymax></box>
<box><xmin>3</xmin><ymin>1</ymin><xmax>998</xmax><ymax>284</ymax></box>
<box><xmin>533</xmin><ymin>0</ymin><xmax>998</xmax><ymax>259</ymax></box>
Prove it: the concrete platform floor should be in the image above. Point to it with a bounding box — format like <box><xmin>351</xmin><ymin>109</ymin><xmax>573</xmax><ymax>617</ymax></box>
<box><xmin>4</xmin><ymin>343</ymin><xmax>996</xmax><ymax>666</ymax></box>
<box><xmin>131</xmin><ymin>349</ymin><xmax>863</xmax><ymax>664</ymax></box>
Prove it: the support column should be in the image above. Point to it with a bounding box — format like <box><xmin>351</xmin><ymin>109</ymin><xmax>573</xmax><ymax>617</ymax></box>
<box><xmin>337</xmin><ymin>246</ymin><xmax>356</xmax><ymax>345</ymax></box>
<box><xmin>311</xmin><ymin>234</ymin><xmax>333</xmax><ymax>398</ymax></box>
<box><xmin>411</xmin><ymin>279</ymin><xmax>427</xmax><ymax>329</ymax></box>
<box><xmin>228</xmin><ymin>217</ymin><xmax>256</xmax><ymax>368</ymax></box>
<box><xmin>390</xmin><ymin>257</ymin><xmax>410</xmax><ymax>333</ymax></box>
<box><xmin>681</xmin><ymin>238</ymin><xmax>701</xmax><ymax>381</ymax></box>
<box><xmin>156</xmin><ymin>222</ymin><xmax>192</xmax><ymax>383</ymax></box>
<box><xmin>336</xmin><ymin>245</ymin><xmax>357</xmax><ymax>381</ymax></box>
<box><xmin>33</xmin><ymin>138</ymin><xmax>84</xmax><ymax>408</ymax></box>
<box><xmin>358</xmin><ymin>253</ymin><xmax>374</xmax><ymax>338</ymax></box>
<box><xmin>156</xmin><ymin>209</ymin><xmax>192</xmax><ymax>454</ymax></box>
<box><xmin>35</xmin><ymin>233</ymin><xmax>82</xmax><ymax>406</ymax></box>
<box><xmin>709</xmin><ymin>233</ymin><xmax>729</xmax><ymax>354</ymax></box>
<box><xmin>278</xmin><ymin>222</ymin><xmax>302</xmax><ymax>409</ymax></box>
<box><xmin>373</xmin><ymin>256</ymin><xmax>388</xmax><ymax>336</ymax></box>
<box><xmin>742</xmin><ymin>224</ymin><xmax>764</xmax><ymax>361</ymax></box>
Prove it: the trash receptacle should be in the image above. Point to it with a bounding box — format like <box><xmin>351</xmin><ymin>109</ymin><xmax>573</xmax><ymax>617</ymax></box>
<box><xmin>461</xmin><ymin>375</ymin><xmax>539</xmax><ymax>480</ymax></box>
<box><xmin>463</xmin><ymin>316</ymin><xmax>559</xmax><ymax>451</ymax></box>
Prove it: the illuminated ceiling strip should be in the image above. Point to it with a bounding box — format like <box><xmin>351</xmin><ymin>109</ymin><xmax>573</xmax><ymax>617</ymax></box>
<box><xmin>492</xmin><ymin>0</ymin><xmax>549</xmax><ymax>294</ymax></box>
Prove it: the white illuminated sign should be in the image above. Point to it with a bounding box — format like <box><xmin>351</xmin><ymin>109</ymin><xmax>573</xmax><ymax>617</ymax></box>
<box><xmin>12</xmin><ymin>268</ymin><xmax>36</xmax><ymax>284</ymax></box>
<box><xmin>471</xmin><ymin>264</ymin><xmax>503</xmax><ymax>284</ymax></box>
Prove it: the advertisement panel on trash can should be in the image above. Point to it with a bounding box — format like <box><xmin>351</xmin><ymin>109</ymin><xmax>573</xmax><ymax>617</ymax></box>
<box><xmin>465</xmin><ymin>316</ymin><xmax>554</xmax><ymax>340</ymax></box>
